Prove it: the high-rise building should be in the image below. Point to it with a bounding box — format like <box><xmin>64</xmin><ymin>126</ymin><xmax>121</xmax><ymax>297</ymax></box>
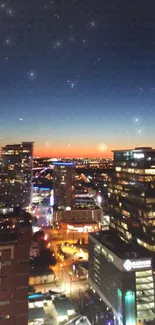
<box><xmin>0</xmin><ymin>209</ymin><xmax>32</xmax><ymax>325</ymax></box>
<box><xmin>0</xmin><ymin>142</ymin><xmax>34</xmax><ymax>208</ymax></box>
<box><xmin>53</xmin><ymin>162</ymin><xmax>75</xmax><ymax>208</ymax></box>
<box><xmin>108</xmin><ymin>147</ymin><xmax>155</xmax><ymax>251</ymax></box>
<box><xmin>89</xmin><ymin>230</ymin><xmax>155</xmax><ymax>325</ymax></box>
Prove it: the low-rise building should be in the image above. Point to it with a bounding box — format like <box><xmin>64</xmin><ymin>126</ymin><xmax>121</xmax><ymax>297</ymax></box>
<box><xmin>54</xmin><ymin>208</ymin><xmax>102</xmax><ymax>224</ymax></box>
<box><xmin>72</xmin><ymin>261</ymin><xmax>88</xmax><ymax>280</ymax></box>
<box><xmin>61</xmin><ymin>221</ymin><xmax>99</xmax><ymax>233</ymax></box>
<box><xmin>28</xmin><ymin>307</ymin><xmax>45</xmax><ymax>325</ymax></box>
<box><xmin>53</xmin><ymin>297</ymin><xmax>75</xmax><ymax>323</ymax></box>
<box><xmin>29</xmin><ymin>268</ymin><xmax>55</xmax><ymax>286</ymax></box>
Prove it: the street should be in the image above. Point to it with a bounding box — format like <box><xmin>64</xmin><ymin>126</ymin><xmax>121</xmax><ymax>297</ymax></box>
<box><xmin>34</xmin><ymin>226</ymin><xmax>89</xmax><ymax>301</ymax></box>
<box><xmin>32</xmin><ymin>226</ymin><xmax>115</xmax><ymax>325</ymax></box>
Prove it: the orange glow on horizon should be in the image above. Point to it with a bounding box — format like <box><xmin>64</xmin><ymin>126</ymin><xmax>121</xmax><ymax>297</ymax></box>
<box><xmin>34</xmin><ymin>147</ymin><xmax>113</xmax><ymax>158</ymax></box>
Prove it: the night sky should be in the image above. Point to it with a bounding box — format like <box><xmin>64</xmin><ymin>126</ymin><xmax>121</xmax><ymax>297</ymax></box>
<box><xmin>0</xmin><ymin>0</ymin><xmax>155</xmax><ymax>157</ymax></box>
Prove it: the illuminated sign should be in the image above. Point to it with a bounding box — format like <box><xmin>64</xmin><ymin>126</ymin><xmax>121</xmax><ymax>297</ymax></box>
<box><xmin>50</xmin><ymin>190</ymin><xmax>54</xmax><ymax>206</ymax></box>
<box><xmin>67</xmin><ymin>224</ymin><xmax>94</xmax><ymax>232</ymax></box>
<box><xmin>133</xmin><ymin>153</ymin><xmax>144</xmax><ymax>159</ymax></box>
<box><xmin>97</xmin><ymin>195</ymin><xmax>102</xmax><ymax>204</ymax></box>
<box><xmin>123</xmin><ymin>259</ymin><xmax>151</xmax><ymax>272</ymax></box>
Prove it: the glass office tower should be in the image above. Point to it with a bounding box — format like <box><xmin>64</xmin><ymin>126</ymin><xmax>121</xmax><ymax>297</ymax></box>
<box><xmin>53</xmin><ymin>162</ymin><xmax>75</xmax><ymax>208</ymax></box>
<box><xmin>88</xmin><ymin>230</ymin><xmax>155</xmax><ymax>325</ymax></box>
<box><xmin>0</xmin><ymin>142</ymin><xmax>34</xmax><ymax>208</ymax></box>
<box><xmin>108</xmin><ymin>147</ymin><xmax>155</xmax><ymax>251</ymax></box>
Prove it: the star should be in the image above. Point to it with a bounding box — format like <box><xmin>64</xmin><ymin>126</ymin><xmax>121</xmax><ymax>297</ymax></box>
<box><xmin>53</xmin><ymin>41</ymin><xmax>62</xmax><ymax>49</ymax></box>
<box><xmin>28</xmin><ymin>71</ymin><xmax>36</xmax><ymax>79</ymax></box>
<box><xmin>88</xmin><ymin>20</ymin><xmax>97</xmax><ymax>30</ymax></box>
<box><xmin>69</xmin><ymin>36</ymin><xmax>74</xmax><ymax>42</ymax></box>
<box><xmin>133</xmin><ymin>117</ymin><xmax>140</xmax><ymax>124</ymax></box>
<box><xmin>5</xmin><ymin>38</ymin><xmax>11</xmax><ymax>45</ymax></box>
<box><xmin>7</xmin><ymin>9</ymin><xmax>14</xmax><ymax>16</ymax></box>
<box><xmin>44</xmin><ymin>142</ymin><xmax>51</xmax><ymax>148</ymax></box>
<box><xmin>90</xmin><ymin>22</ymin><xmax>95</xmax><ymax>27</ymax></box>
<box><xmin>54</xmin><ymin>14</ymin><xmax>60</xmax><ymax>19</ymax></box>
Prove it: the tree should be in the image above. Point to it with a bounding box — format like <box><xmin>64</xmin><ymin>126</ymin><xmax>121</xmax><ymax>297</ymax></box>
<box><xmin>31</xmin><ymin>248</ymin><xmax>56</xmax><ymax>267</ymax></box>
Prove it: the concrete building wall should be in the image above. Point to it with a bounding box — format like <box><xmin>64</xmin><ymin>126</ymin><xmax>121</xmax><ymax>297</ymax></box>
<box><xmin>0</xmin><ymin>227</ymin><xmax>31</xmax><ymax>325</ymax></box>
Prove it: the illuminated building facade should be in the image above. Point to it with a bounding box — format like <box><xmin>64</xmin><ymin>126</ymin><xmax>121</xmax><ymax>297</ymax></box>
<box><xmin>108</xmin><ymin>147</ymin><xmax>155</xmax><ymax>251</ymax></box>
<box><xmin>0</xmin><ymin>142</ymin><xmax>34</xmax><ymax>208</ymax></box>
<box><xmin>53</xmin><ymin>162</ymin><xmax>75</xmax><ymax>208</ymax></box>
<box><xmin>88</xmin><ymin>230</ymin><xmax>155</xmax><ymax>325</ymax></box>
<box><xmin>54</xmin><ymin>208</ymin><xmax>102</xmax><ymax>224</ymax></box>
<box><xmin>0</xmin><ymin>210</ymin><xmax>32</xmax><ymax>325</ymax></box>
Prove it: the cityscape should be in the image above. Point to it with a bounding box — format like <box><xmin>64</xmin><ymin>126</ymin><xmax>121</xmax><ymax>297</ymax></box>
<box><xmin>0</xmin><ymin>144</ymin><xmax>155</xmax><ymax>325</ymax></box>
<box><xmin>0</xmin><ymin>1</ymin><xmax>155</xmax><ymax>325</ymax></box>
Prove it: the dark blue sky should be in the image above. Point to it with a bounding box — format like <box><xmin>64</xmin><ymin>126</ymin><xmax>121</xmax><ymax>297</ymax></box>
<box><xmin>0</xmin><ymin>0</ymin><xmax>155</xmax><ymax>156</ymax></box>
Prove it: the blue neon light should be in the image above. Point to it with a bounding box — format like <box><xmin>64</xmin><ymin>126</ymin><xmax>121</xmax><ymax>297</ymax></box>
<box><xmin>40</xmin><ymin>188</ymin><xmax>50</xmax><ymax>190</ymax></box>
<box><xmin>52</xmin><ymin>162</ymin><xmax>75</xmax><ymax>166</ymax></box>
<box><xmin>33</xmin><ymin>187</ymin><xmax>50</xmax><ymax>190</ymax></box>
<box><xmin>28</xmin><ymin>293</ymin><xmax>44</xmax><ymax>299</ymax></box>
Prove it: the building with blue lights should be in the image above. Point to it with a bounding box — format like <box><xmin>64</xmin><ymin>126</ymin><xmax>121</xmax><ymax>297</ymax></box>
<box><xmin>53</xmin><ymin>162</ymin><xmax>75</xmax><ymax>208</ymax></box>
<box><xmin>88</xmin><ymin>230</ymin><xmax>155</xmax><ymax>325</ymax></box>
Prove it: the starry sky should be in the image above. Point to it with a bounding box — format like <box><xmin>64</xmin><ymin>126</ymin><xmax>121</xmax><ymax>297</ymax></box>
<box><xmin>0</xmin><ymin>0</ymin><xmax>155</xmax><ymax>157</ymax></box>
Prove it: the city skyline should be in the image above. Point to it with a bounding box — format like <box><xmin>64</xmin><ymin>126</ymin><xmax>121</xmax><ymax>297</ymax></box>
<box><xmin>0</xmin><ymin>0</ymin><xmax>155</xmax><ymax>157</ymax></box>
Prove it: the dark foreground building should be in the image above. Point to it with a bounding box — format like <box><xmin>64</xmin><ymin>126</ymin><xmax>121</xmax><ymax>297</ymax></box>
<box><xmin>0</xmin><ymin>210</ymin><xmax>32</xmax><ymax>325</ymax></box>
<box><xmin>88</xmin><ymin>230</ymin><xmax>155</xmax><ymax>325</ymax></box>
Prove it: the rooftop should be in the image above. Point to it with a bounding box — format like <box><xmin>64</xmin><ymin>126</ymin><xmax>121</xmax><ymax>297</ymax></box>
<box><xmin>0</xmin><ymin>209</ymin><xmax>32</xmax><ymax>227</ymax></box>
<box><xmin>30</xmin><ymin>267</ymin><xmax>54</xmax><ymax>277</ymax></box>
<box><xmin>61</xmin><ymin>221</ymin><xmax>98</xmax><ymax>225</ymax></box>
<box><xmin>0</xmin><ymin>232</ymin><xmax>18</xmax><ymax>244</ymax></box>
<box><xmin>53</xmin><ymin>297</ymin><xmax>75</xmax><ymax>316</ymax></box>
<box><xmin>28</xmin><ymin>307</ymin><xmax>45</xmax><ymax>321</ymax></box>
<box><xmin>112</xmin><ymin>147</ymin><xmax>155</xmax><ymax>153</ymax></box>
<box><xmin>90</xmin><ymin>230</ymin><xmax>152</xmax><ymax>260</ymax></box>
